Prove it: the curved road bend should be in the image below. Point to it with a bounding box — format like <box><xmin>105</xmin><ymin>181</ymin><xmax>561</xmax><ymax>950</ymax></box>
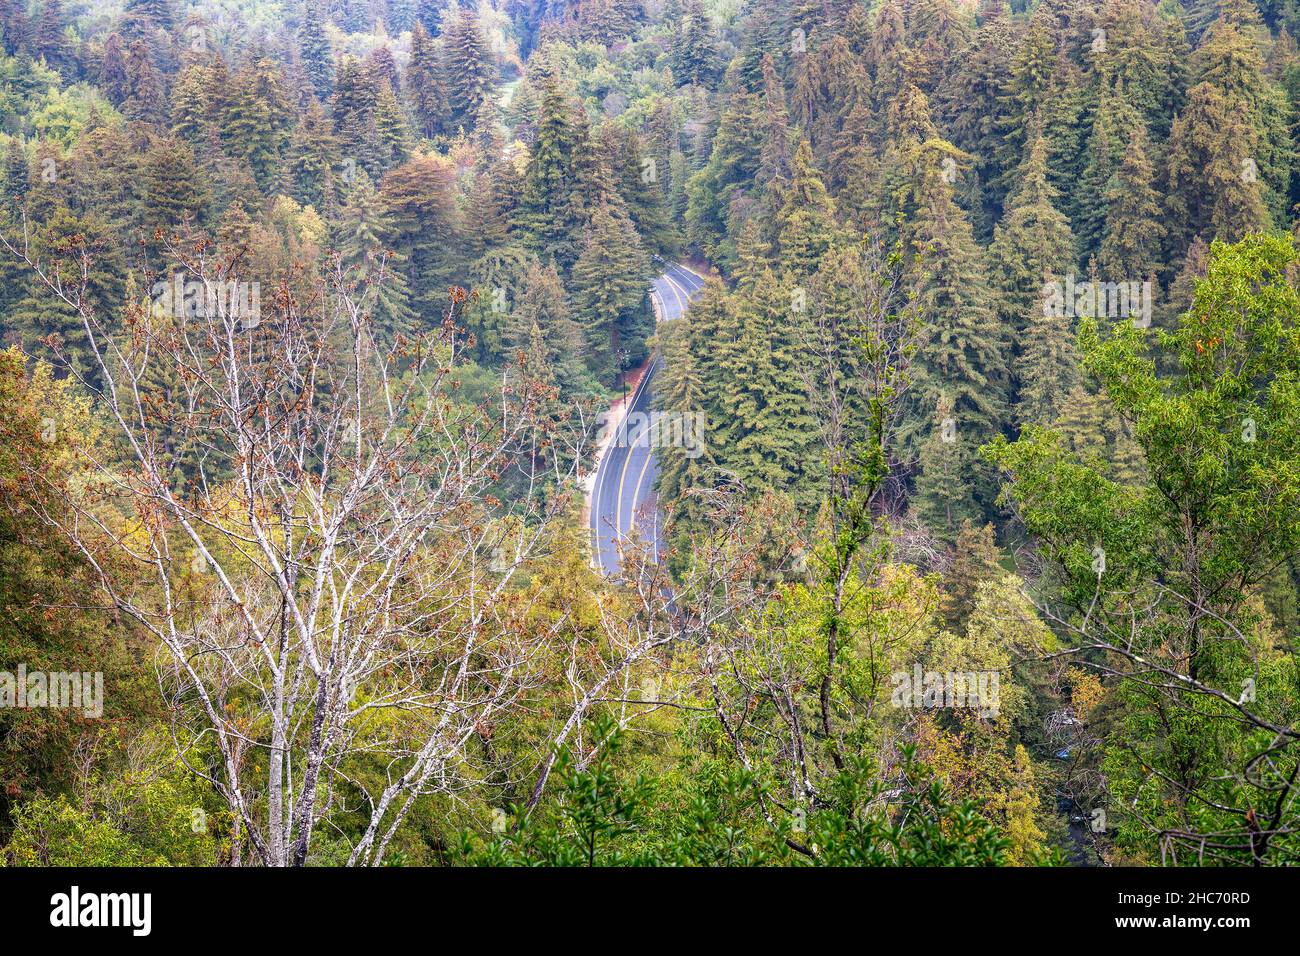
<box><xmin>590</xmin><ymin>260</ymin><xmax>707</xmax><ymax>576</ymax></box>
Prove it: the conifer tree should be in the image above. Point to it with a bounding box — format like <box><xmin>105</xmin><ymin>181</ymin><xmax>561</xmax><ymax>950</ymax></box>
<box><xmin>936</xmin><ymin>4</ymin><xmax>1016</xmax><ymax>238</ymax></box>
<box><xmin>655</xmin><ymin>307</ymin><xmax>714</xmax><ymax>532</ymax></box>
<box><xmin>910</xmin><ymin>0</ymin><xmax>971</xmax><ymax>94</ymax></box>
<box><xmin>379</xmin><ymin>151</ymin><xmax>463</xmax><ymax>317</ymax></box>
<box><xmin>876</xmin><ymin>82</ymin><xmax>939</xmax><ymax>228</ymax></box>
<box><xmin>332</xmin><ymin>55</ymin><xmax>384</xmax><ymax>177</ymax></box>
<box><xmin>442</xmin><ymin>3</ymin><xmax>494</xmax><ymax>132</ymax></box>
<box><xmin>733</xmin><ymin>1</ymin><xmax>780</xmax><ymax>93</ymax></box>
<box><xmin>287</xmin><ymin>100</ymin><xmax>339</xmax><ymax>211</ymax></box>
<box><xmin>140</xmin><ymin>137</ymin><xmax>210</xmax><ymax>237</ymax></box>
<box><xmin>1166</xmin><ymin>81</ymin><xmax>1270</xmax><ymax>244</ymax></box>
<box><xmin>1074</xmin><ymin>88</ymin><xmax>1135</xmax><ymax>264</ymax></box>
<box><xmin>1052</xmin><ymin>383</ymin><xmax>1146</xmax><ymax>486</ymax></box>
<box><xmin>9</xmin><ymin>208</ymin><xmax>124</xmax><ymax>386</ymax></box>
<box><xmin>604</xmin><ymin>125</ymin><xmax>673</xmax><ymax>255</ymax></box>
<box><xmin>683</xmin><ymin>89</ymin><xmax>764</xmax><ymax>268</ymax></box>
<box><xmin>1152</xmin><ymin>0</ymin><xmax>1190</xmax><ymax>137</ymax></box>
<box><xmin>733</xmin><ymin>216</ymin><xmax>774</xmax><ymax>288</ymax></box>
<box><xmin>405</xmin><ymin>21</ymin><xmax>449</xmax><ymax>138</ymax></box>
<box><xmin>790</xmin><ymin>47</ymin><xmax>817</xmax><ymax>135</ymax></box>
<box><xmin>169</xmin><ymin>63</ymin><xmax>212</xmax><ymax>143</ymax></box>
<box><xmin>337</xmin><ymin>172</ymin><xmax>416</xmax><ymax>341</ymax></box>
<box><xmin>868</xmin><ymin>0</ymin><xmax>910</xmax><ymax>122</ymax></box>
<box><xmin>909</xmin><ymin>136</ymin><xmax>1008</xmax><ymax>463</ymax></box>
<box><xmin>123</xmin><ymin>38</ymin><xmax>166</xmax><ymax>125</ymax></box>
<box><xmin>725</xmin><ymin>268</ymin><xmax>821</xmax><ymax>509</ymax></box>
<box><xmin>2</xmin><ymin>139</ymin><xmax>28</xmax><ymax>200</ymax></box>
<box><xmin>301</xmin><ymin>0</ymin><xmax>334</xmax><ymax>99</ymax></box>
<box><xmin>0</xmin><ymin>0</ymin><xmax>29</xmax><ymax>54</ymax></box>
<box><xmin>673</xmin><ymin>0</ymin><xmax>719</xmax><ymax>87</ymax></box>
<box><xmin>1087</xmin><ymin>0</ymin><xmax>1170</xmax><ymax>134</ymax></box>
<box><xmin>506</xmin><ymin>259</ymin><xmax>589</xmax><ymax>395</ymax></box>
<box><xmin>570</xmin><ymin>201</ymin><xmax>650</xmax><ymax>383</ymax></box>
<box><xmin>988</xmin><ymin>128</ymin><xmax>1076</xmax><ymax>339</ymax></box>
<box><xmin>1098</xmin><ymin>123</ymin><xmax>1165</xmax><ymax>281</ymax></box>
<box><xmin>387</xmin><ymin>0</ymin><xmax>416</xmax><ymax>32</ymax></box>
<box><xmin>914</xmin><ymin>393</ymin><xmax>978</xmax><ymax>540</ymax></box>
<box><xmin>775</xmin><ymin>139</ymin><xmax>837</xmax><ymax>276</ymax></box>
<box><xmin>416</xmin><ymin>0</ymin><xmax>447</xmax><ymax>36</ymax></box>
<box><xmin>472</xmin><ymin>90</ymin><xmax>503</xmax><ymax>158</ymax></box>
<box><xmin>203</xmin><ymin>54</ymin><xmax>231</xmax><ymax>129</ymax></box>
<box><xmin>993</xmin><ymin>5</ymin><xmax>1061</xmax><ymax>203</ymax></box>
<box><xmin>100</xmin><ymin>33</ymin><xmax>129</xmax><ymax>105</ymax></box>
<box><xmin>685</xmin><ymin>278</ymin><xmax>745</xmax><ymax>463</ymax></box>
<box><xmin>367</xmin><ymin>45</ymin><xmax>401</xmax><ymax>97</ymax></box>
<box><xmin>756</xmin><ymin>53</ymin><xmax>790</xmax><ymax>190</ymax></box>
<box><xmin>518</xmin><ymin>79</ymin><xmax>589</xmax><ymax>269</ymax></box>
<box><xmin>809</xmin><ymin>38</ymin><xmax>869</xmax><ymax>160</ymax></box>
<box><xmin>463</xmin><ymin>240</ymin><xmax>532</xmax><ymax>363</ymax></box>
<box><xmin>124</xmin><ymin>0</ymin><xmax>173</xmax><ymax>31</ymax></box>
<box><xmin>939</xmin><ymin>520</ymin><xmax>1005</xmax><ymax>632</ymax></box>
<box><xmin>224</xmin><ymin>54</ymin><xmax>293</xmax><ymax>188</ymax></box>
<box><xmin>34</xmin><ymin>0</ymin><xmax>73</xmax><ymax>78</ymax></box>
<box><xmin>644</xmin><ymin>98</ymin><xmax>678</xmax><ymax>205</ymax></box>
<box><xmin>375</xmin><ymin>83</ymin><xmax>413</xmax><ymax>172</ymax></box>
<box><xmin>67</xmin><ymin>123</ymin><xmax>139</xmax><ymax>229</ymax></box>
<box><xmin>1166</xmin><ymin>1</ymin><xmax>1287</xmax><ymax>243</ymax></box>
<box><xmin>333</xmin><ymin>55</ymin><xmax>379</xmax><ymax>137</ymax></box>
<box><xmin>1016</xmin><ymin>287</ymin><xmax>1079</xmax><ymax>428</ymax></box>
<box><xmin>903</xmin><ymin>132</ymin><xmax>1008</xmax><ymax>514</ymax></box>
<box><xmin>462</xmin><ymin>164</ymin><xmax>511</xmax><ymax>260</ymax></box>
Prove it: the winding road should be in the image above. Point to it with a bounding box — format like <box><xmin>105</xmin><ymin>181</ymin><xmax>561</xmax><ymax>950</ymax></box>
<box><xmin>589</xmin><ymin>260</ymin><xmax>707</xmax><ymax>576</ymax></box>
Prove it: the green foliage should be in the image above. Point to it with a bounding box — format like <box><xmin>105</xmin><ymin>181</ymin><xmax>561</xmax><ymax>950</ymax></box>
<box><xmin>518</xmin><ymin>78</ymin><xmax>593</xmax><ymax>270</ymax></box>
<box><xmin>570</xmin><ymin>201</ymin><xmax>651</xmax><ymax>383</ymax></box>
<box><xmin>684</xmin><ymin>89</ymin><xmax>763</xmax><ymax>269</ymax></box>
<box><xmin>442</xmin><ymin>3</ymin><xmax>494</xmax><ymax>132</ymax></box>
<box><xmin>3</xmin><ymin>0</ymin><xmax>1300</xmax><ymax>872</ymax></box>
<box><xmin>406</xmin><ymin>21</ymin><xmax>448</xmax><ymax>138</ymax></box>
<box><xmin>672</xmin><ymin>0</ymin><xmax>719</xmax><ymax>87</ymax></box>
<box><xmin>902</xmin><ymin>132</ymin><xmax>1008</xmax><ymax>518</ymax></box>
<box><xmin>4</xmin><ymin>739</ymin><xmax>224</xmax><ymax>867</ymax></box>
<box><xmin>775</xmin><ymin>139</ymin><xmax>838</xmax><ymax>276</ymax></box>
<box><xmin>5</xmin><ymin>795</ymin><xmax>146</xmax><ymax>866</ymax></box>
<box><xmin>986</xmin><ymin>233</ymin><xmax>1300</xmax><ymax>864</ymax></box>
<box><xmin>460</xmin><ymin>719</ymin><xmax>1011</xmax><ymax>866</ymax></box>
<box><xmin>301</xmin><ymin>0</ymin><xmax>334</xmax><ymax>99</ymax></box>
<box><xmin>0</xmin><ymin>353</ymin><xmax>154</xmax><ymax>827</ymax></box>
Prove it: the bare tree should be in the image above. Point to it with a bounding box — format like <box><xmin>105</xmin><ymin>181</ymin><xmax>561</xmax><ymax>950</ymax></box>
<box><xmin>3</xmin><ymin>221</ymin><xmax>584</xmax><ymax>866</ymax></box>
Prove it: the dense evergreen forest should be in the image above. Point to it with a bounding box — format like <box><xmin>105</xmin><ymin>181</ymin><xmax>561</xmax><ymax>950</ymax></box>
<box><xmin>1</xmin><ymin>0</ymin><xmax>1299</xmax><ymax>869</ymax></box>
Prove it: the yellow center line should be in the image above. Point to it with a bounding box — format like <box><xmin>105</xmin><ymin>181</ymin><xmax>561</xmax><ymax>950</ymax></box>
<box><xmin>669</xmin><ymin>262</ymin><xmax>708</xmax><ymax>288</ymax></box>
<box><xmin>660</xmin><ymin>272</ymin><xmax>690</xmax><ymax>314</ymax></box>
<box><xmin>668</xmin><ymin>263</ymin><xmax>704</xmax><ymax>295</ymax></box>
<box><xmin>613</xmin><ymin>359</ymin><xmax>657</xmax><ymax>545</ymax></box>
<box><xmin>629</xmin><ymin>419</ymin><xmax>656</xmax><ymax>532</ymax></box>
<box><xmin>615</xmin><ymin>411</ymin><xmax>647</xmax><ymax>544</ymax></box>
<box><xmin>656</xmin><ymin>271</ymin><xmax>687</xmax><ymax>315</ymax></box>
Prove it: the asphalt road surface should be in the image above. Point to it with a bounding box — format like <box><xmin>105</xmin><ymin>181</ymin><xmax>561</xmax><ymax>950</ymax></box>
<box><xmin>590</xmin><ymin>260</ymin><xmax>706</xmax><ymax>576</ymax></box>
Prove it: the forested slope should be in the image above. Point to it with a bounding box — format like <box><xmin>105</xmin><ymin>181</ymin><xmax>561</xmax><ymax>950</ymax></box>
<box><xmin>0</xmin><ymin>0</ymin><xmax>1298</xmax><ymax>867</ymax></box>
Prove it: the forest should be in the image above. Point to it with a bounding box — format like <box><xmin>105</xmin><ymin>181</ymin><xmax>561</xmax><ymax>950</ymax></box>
<box><xmin>0</xmin><ymin>0</ymin><xmax>1298</xmax><ymax>870</ymax></box>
